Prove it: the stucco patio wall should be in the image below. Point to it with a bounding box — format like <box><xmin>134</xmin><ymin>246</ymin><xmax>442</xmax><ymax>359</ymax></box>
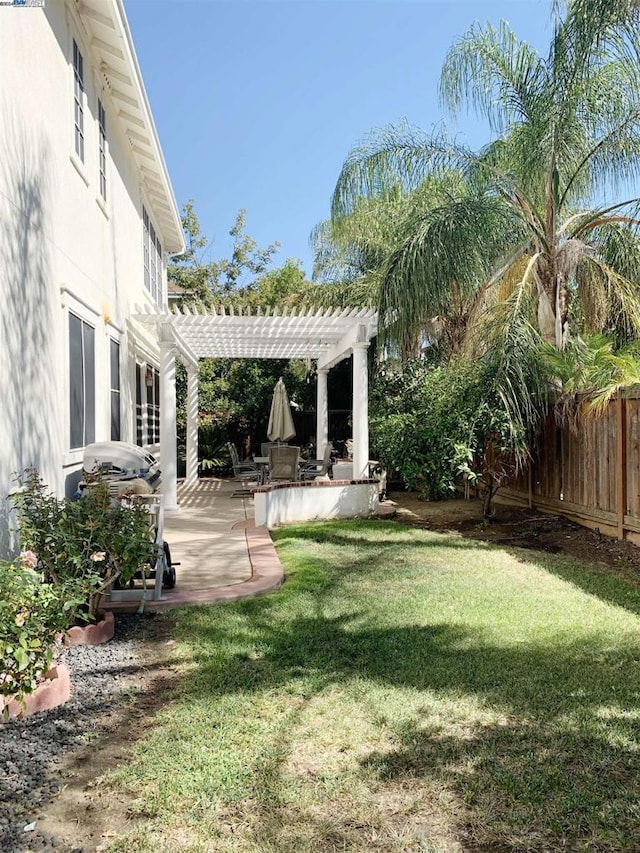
<box><xmin>253</xmin><ymin>478</ymin><xmax>379</xmax><ymax>528</ymax></box>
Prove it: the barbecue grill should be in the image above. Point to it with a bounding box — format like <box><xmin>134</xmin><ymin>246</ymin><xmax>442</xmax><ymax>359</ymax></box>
<box><xmin>80</xmin><ymin>441</ymin><xmax>175</xmax><ymax>592</ymax></box>
<box><xmin>82</xmin><ymin>441</ymin><xmax>162</xmax><ymax>495</ymax></box>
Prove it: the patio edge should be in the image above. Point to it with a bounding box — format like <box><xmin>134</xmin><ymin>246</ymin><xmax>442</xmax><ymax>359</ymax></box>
<box><xmin>100</xmin><ymin>521</ymin><xmax>284</xmax><ymax>612</ymax></box>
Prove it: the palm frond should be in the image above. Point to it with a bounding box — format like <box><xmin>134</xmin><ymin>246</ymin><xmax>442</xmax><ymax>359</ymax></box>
<box><xmin>440</xmin><ymin>21</ymin><xmax>545</xmax><ymax>133</ymax></box>
<box><xmin>379</xmin><ymin>192</ymin><xmax>523</xmax><ymax>349</ymax></box>
<box><xmin>540</xmin><ymin>333</ymin><xmax>640</xmax><ymax>421</ymax></box>
<box><xmin>331</xmin><ymin>121</ymin><xmax>440</xmax><ymax>219</ymax></box>
<box><xmin>482</xmin><ymin>301</ymin><xmax>548</xmax><ymax>467</ymax></box>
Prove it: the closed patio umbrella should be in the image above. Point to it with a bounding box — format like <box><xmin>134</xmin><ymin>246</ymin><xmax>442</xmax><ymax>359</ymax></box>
<box><xmin>267</xmin><ymin>377</ymin><xmax>296</xmax><ymax>442</ymax></box>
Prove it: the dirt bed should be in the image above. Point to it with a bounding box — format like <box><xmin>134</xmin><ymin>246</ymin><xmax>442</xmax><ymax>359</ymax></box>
<box><xmin>388</xmin><ymin>490</ymin><xmax>640</xmax><ymax>581</ymax></box>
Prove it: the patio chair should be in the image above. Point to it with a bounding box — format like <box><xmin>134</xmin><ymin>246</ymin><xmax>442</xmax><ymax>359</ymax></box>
<box><xmin>227</xmin><ymin>443</ymin><xmax>261</xmax><ymax>497</ymax></box>
<box><xmin>299</xmin><ymin>443</ymin><xmax>333</xmax><ymax>481</ymax></box>
<box><xmin>261</xmin><ymin>441</ymin><xmax>284</xmax><ymax>458</ymax></box>
<box><xmin>268</xmin><ymin>445</ymin><xmax>300</xmax><ymax>482</ymax></box>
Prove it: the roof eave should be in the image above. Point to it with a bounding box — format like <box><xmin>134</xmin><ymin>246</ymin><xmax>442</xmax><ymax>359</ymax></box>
<box><xmin>78</xmin><ymin>0</ymin><xmax>185</xmax><ymax>253</ymax></box>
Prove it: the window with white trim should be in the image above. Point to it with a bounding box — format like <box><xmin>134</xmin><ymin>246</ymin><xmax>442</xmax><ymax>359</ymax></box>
<box><xmin>98</xmin><ymin>99</ymin><xmax>107</xmax><ymax>200</ymax></box>
<box><xmin>147</xmin><ymin>365</ymin><xmax>160</xmax><ymax>445</ymax></box>
<box><xmin>143</xmin><ymin>206</ymin><xmax>163</xmax><ymax>304</ymax></box>
<box><xmin>73</xmin><ymin>39</ymin><xmax>85</xmax><ymax>162</ymax></box>
<box><xmin>110</xmin><ymin>338</ymin><xmax>120</xmax><ymax>441</ymax></box>
<box><xmin>135</xmin><ymin>362</ymin><xmax>160</xmax><ymax>446</ymax></box>
<box><xmin>135</xmin><ymin>363</ymin><xmax>143</xmax><ymax>446</ymax></box>
<box><xmin>69</xmin><ymin>312</ymin><xmax>95</xmax><ymax>449</ymax></box>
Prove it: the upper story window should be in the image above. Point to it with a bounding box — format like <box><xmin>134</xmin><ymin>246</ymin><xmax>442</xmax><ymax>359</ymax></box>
<box><xmin>73</xmin><ymin>39</ymin><xmax>85</xmax><ymax>162</ymax></box>
<box><xmin>143</xmin><ymin>206</ymin><xmax>163</xmax><ymax>304</ymax></box>
<box><xmin>98</xmin><ymin>99</ymin><xmax>107</xmax><ymax>200</ymax></box>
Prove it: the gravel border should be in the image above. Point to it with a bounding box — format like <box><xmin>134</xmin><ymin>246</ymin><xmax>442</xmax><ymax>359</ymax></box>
<box><xmin>0</xmin><ymin>614</ymin><xmax>161</xmax><ymax>853</ymax></box>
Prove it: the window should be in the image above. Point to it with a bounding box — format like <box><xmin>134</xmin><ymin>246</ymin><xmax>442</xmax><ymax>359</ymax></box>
<box><xmin>98</xmin><ymin>99</ymin><xmax>107</xmax><ymax>200</ymax></box>
<box><xmin>73</xmin><ymin>39</ymin><xmax>85</xmax><ymax>162</ymax></box>
<box><xmin>143</xmin><ymin>206</ymin><xmax>163</xmax><ymax>304</ymax></box>
<box><xmin>147</xmin><ymin>365</ymin><xmax>160</xmax><ymax>445</ymax></box>
<box><xmin>135</xmin><ymin>362</ymin><xmax>159</xmax><ymax>446</ymax></box>
<box><xmin>143</xmin><ymin>208</ymin><xmax>150</xmax><ymax>293</ymax></box>
<box><xmin>135</xmin><ymin>364</ymin><xmax>143</xmax><ymax>446</ymax></box>
<box><xmin>110</xmin><ymin>339</ymin><xmax>120</xmax><ymax>441</ymax></box>
<box><xmin>69</xmin><ymin>312</ymin><xmax>95</xmax><ymax>449</ymax></box>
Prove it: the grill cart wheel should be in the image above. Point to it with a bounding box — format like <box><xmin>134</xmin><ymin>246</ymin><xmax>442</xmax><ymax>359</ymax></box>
<box><xmin>162</xmin><ymin>541</ymin><xmax>176</xmax><ymax>589</ymax></box>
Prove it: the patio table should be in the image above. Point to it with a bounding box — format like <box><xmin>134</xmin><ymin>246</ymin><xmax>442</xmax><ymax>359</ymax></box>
<box><xmin>253</xmin><ymin>456</ymin><xmax>269</xmax><ymax>484</ymax></box>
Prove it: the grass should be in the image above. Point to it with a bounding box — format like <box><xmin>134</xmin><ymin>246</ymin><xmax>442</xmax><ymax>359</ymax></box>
<box><xmin>105</xmin><ymin>521</ymin><xmax>640</xmax><ymax>852</ymax></box>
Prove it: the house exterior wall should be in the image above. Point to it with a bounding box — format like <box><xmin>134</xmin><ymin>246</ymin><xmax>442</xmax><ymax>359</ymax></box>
<box><xmin>0</xmin><ymin>0</ymin><xmax>181</xmax><ymax>554</ymax></box>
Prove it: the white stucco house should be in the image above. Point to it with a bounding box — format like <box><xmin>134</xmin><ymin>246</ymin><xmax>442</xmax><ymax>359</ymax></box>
<box><xmin>0</xmin><ymin>0</ymin><xmax>380</xmax><ymax>548</ymax></box>
<box><xmin>0</xmin><ymin>0</ymin><xmax>185</xmax><ymax>552</ymax></box>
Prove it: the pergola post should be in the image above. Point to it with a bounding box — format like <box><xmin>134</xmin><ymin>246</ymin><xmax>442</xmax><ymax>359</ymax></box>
<box><xmin>316</xmin><ymin>367</ymin><xmax>329</xmax><ymax>453</ymax></box>
<box><xmin>352</xmin><ymin>341</ymin><xmax>370</xmax><ymax>479</ymax></box>
<box><xmin>186</xmin><ymin>365</ymin><xmax>199</xmax><ymax>486</ymax></box>
<box><xmin>159</xmin><ymin>334</ymin><xmax>179</xmax><ymax>512</ymax></box>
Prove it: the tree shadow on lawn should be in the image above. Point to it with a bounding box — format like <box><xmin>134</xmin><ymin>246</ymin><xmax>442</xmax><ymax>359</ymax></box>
<box><xmin>279</xmin><ymin>518</ymin><xmax>640</xmax><ymax>622</ymax></box>
<box><xmin>274</xmin><ymin>520</ymin><xmax>483</xmax><ymax>552</ymax></box>
<box><xmin>175</xmin><ymin>520</ymin><xmax>640</xmax><ymax>851</ymax></box>
<box><xmin>360</xmin><ymin>707</ymin><xmax>640</xmax><ymax>851</ymax></box>
<box><xmin>182</xmin><ymin>606</ymin><xmax>640</xmax><ymax>849</ymax></box>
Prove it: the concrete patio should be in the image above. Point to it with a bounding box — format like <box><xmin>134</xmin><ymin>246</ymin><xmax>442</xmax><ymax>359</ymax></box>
<box><xmin>102</xmin><ymin>478</ymin><xmax>284</xmax><ymax>612</ymax></box>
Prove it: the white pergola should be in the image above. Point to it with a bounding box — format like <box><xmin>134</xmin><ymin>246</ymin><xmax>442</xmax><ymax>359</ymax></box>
<box><xmin>132</xmin><ymin>305</ymin><xmax>379</xmax><ymax>510</ymax></box>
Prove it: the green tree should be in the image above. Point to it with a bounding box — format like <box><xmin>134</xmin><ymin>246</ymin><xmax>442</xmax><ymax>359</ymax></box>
<box><xmin>169</xmin><ymin>203</ymin><xmax>280</xmax><ymax>307</ymax></box>
<box><xmin>240</xmin><ymin>258</ymin><xmax>315</xmax><ymax>308</ymax></box>
<box><xmin>317</xmin><ymin>169</ymin><xmax>515</xmax><ymax>356</ymax></box>
<box><xmin>370</xmin><ymin>334</ymin><xmax>547</xmax><ymax>516</ymax></box>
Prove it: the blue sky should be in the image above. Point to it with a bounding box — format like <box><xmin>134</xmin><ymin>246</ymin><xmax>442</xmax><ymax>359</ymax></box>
<box><xmin>125</xmin><ymin>0</ymin><xmax>554</xmax><ymax>279</ymax></box>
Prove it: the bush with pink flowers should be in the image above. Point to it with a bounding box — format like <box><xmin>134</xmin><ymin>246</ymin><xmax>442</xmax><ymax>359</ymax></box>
<box><xmin>11</xmin><ymin>469</ymin><xmax>157</xmax><ymax>620</ymax></box>
<box><xmin>0</xmin><ymin>555</ymin><xmax>83</xmax><ymax>715</ymax></box>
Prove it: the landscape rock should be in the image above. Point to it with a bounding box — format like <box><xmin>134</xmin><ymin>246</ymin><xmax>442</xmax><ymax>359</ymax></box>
<box><xmin>0</xmin><ymin>614</ymin><xmax>159</xmax><ymax>852</ymax></box>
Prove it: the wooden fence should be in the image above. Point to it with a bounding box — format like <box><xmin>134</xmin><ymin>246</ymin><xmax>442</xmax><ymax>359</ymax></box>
<box><xmin>501</xmin><ymin>395</ymin><xmax>640</xmax><ymax>545</ymax></box>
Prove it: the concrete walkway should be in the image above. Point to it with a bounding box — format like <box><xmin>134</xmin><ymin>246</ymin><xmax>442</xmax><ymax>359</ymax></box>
<box><xmin>165</xmin><ymin>479</ymin><xmax>254</xmax><ymax>592</ymax></box>
<box><xmin>103</xmin><ymin>479</ymin><xmax>284</xmax><ymax>612</ymax></box>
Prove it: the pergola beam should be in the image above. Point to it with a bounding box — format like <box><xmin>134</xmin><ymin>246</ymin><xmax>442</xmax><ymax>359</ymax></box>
<box><xmin>316</xmin><ymin>322</ymin><xmax>371</xmax><ymax>371</ymax></box>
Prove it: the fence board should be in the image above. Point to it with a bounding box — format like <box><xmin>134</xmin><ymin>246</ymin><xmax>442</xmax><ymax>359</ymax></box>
<box><xmin>505</xmin><ymin>394</ymin><xmax>637</xmax><ymax>541</ymax></box>
<box><xmin>627</xmin><ymin>399</ymin><xmax>640</xmax><ymax>518</ymax></box>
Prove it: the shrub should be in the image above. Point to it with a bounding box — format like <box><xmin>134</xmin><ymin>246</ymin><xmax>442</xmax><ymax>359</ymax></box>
<box><xmin>12</xmin><ymin>470</ymin><xmax>158</xmax><ymax>620</ymax></box>
<box><xmin>0</xmin><ymin>556</ymin><xmax>82</xmax><ymax>716</ymax></box>
<box><xmin>370</xmin><ymin>357</ymin><xmax>536</xmax><ymax>514</ymax></box>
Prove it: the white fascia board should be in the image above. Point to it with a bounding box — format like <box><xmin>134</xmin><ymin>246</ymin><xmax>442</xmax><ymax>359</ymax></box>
<box><xmin>98</xmin><ymin>0</ymin><xmax>185</xmax><ymax>254</ymax></box>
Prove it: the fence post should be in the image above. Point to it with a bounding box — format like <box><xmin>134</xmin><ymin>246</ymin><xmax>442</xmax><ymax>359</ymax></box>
<box><xmin>616</xmin><ymin>395</ymin><xmax>627</xmax><ymax>540</ymax></box>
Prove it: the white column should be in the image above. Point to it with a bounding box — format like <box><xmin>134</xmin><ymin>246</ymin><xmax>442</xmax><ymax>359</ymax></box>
<box><xmin>316</xmin><ymin>367</ymin><xmax>329</xmax><ymax>453</ymax></box>
<box><xmin>159</xmin><ymin>337</ymin><xmax>179</xmax><ymax>512</ymax></box>
<box><xmin>186</xmin><ymin>366</ymin><xmax>199</xmax><ymax>486</ymax></box>
<box><xmin>352</xmin><ymin>343</ymin><xmax>370</xmax><ymax>479</ymax></box>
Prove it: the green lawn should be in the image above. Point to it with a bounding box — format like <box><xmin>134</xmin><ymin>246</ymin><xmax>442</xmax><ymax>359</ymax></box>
<box><xmin>107</xmin><ymin>521</ymin><xmax>640</xmax><ymax>852</ymax></box>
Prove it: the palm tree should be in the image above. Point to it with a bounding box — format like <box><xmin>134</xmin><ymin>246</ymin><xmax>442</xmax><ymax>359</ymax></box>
<box><xmin>317</xmin><ymin>169</ymin><xmax>515</xmax><ymax>356</ymax></box>
<box><xmin>331</xmin><ymin>0</ymin><xmax>640</xmax><ymax>355</ymax></box>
